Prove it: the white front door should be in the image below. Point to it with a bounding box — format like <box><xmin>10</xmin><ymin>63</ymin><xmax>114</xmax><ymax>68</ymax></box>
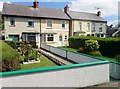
<box><xmin>59</xmin><ymin>35</ymin><xmax>63</xmax><ymax>46</ymax></box>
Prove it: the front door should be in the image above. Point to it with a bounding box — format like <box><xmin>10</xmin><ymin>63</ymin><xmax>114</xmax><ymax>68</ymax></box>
<box><xmin>59</xmin><ymin>35</ymin><xmax>63</xmax><ymax>46</ymax></box>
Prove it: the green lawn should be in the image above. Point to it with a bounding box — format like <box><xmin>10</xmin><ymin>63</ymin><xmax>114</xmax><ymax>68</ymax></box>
<box><xmin>1</xmin><ymin>40</ymin><xmax>18</xmax><ymax>61</ymax></box>
<box><xmin>20</xmin><ymin>55</ymin><xmax>57</xmax><ymax>70</ymax></box>
<box><xmin>2</xmin><ymin>40</ymin><xmax>57</xmax><ymax>70</ymax></box>
<box><xmin>60</xmin><ymin>47</ymin><xmax>116</xmax><ymax>62</ymax></box>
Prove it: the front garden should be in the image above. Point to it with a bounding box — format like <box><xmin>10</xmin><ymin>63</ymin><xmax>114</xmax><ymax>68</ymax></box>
<box><xmin>1</xmin><ymin>40</ymin><xmax>56</xmax><ymax>72</ymax></box>
<box><xmin>63</xmin><ymin>36</ymin><xmax>120</xmax><ymax>62</ymax></box>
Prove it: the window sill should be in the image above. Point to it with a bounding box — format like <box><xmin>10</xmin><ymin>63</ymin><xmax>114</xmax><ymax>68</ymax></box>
<box><xmin>46</xmin><ymin>27</ymin><xmax>53</xmax><ymax>29</ymax></box>
<box><xmin>46</xmin><ymin>41</ymin><xmax>56</xmax><ymax>43</ymax></box>
<box><xmin>27</xmin><ymin>26</ymin><xmax>34</xmax><ymax>28</ymax></box>
<box><xmin>9</xmin><ymin>25</ymin><xmax>15</xmax><ymax>27</ymax></box>
<box><xmin>61</xmin><ymin>28</ymin><xmax>66</xmax><ymax>29</ymax></box>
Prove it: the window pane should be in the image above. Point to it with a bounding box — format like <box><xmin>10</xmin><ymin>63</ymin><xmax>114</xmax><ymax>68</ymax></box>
<box><xmin>92</xmin><ymin>23</ymin><xmax>95</xmax><ymax>32</ymax></box>
<box><xmin>79</xmin><ymin>22</ymin><xmax>82</xmax><ymax>30</ymax></box>
<box><xmin>10</xmin><ymin>18</ymin><xmax>15</xmax><ymax>26</ymax></box>
<box><xmin>65</xmin><ymin>36</ymin><xmax>67</xmax><ymax>40</ymax></box>
<box><xmin>99</xmin><ymin>27</ymin><xmax>102</xmax><ymax>32</ymax></box>
<box><xmin>62</xmin><ymin>21</ymin><xmax>65</xmax><ymax>28</ymax></box>
<box><xmin>28</xmin><ymin>20</ymin><xmax>34</xmax><ymax>27</ymax></box>
<box><xmin>87</xmin><ymin>23</ymin><xmax>90</xmax><ymax>31</ymax></box>
<box><xmin>47</xmin><ymin>34</ymin><xmax>54</xmax><ymax>41</ymax></box>
<box><xmin>48</xmin><ymin>37</ymin><xmax>53</xmax><ymax>41</ymax></box>
<box><xmin>47</xmin><ymin>20</ymin><xmax>52</xmax><ymax>28</ymax></box>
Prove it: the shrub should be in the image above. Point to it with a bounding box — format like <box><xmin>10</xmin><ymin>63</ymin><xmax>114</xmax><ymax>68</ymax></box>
<box><xmin>88</xmin><ymin>51</ymin><xmax>102</xmax><ymax>57</ymax></box>
<box><xmin>115</xmin><ymin>54</ymin><xmax>120</xmax><ymax>62</ymax></box>
<box><xmin>69</xmin><ymin>36</ymin><xmax>120</xmax><ymax>57</ymax></box>
<box><xmin>1</xmin><ymin>41</ymin><xmax>20</xmax><ymax>72</ymax></box>
<box><xmin>85</xmin><ymin>40</ymin><xmax>100</xmax><ymax>52</ymax></box>
<box><xmin>4</xmin><ymin>40</ymin><xmax>20</xmax><ymax>49</ymax></box>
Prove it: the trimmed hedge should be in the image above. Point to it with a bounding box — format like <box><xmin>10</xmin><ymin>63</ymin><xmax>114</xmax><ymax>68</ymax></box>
<box><xmin>0</xmin><ymin>40</ymin><xmax>20</xmax><ymax>72</ymax></box>
<box><xmin>69</xmin><ymin>36</ymin><xmax>120</xmax><ymax>57</ymax></box>
<box><xmin>4</xmin><ymin>40</ymin><xmax>20</xmax><ymax>49</ymax></box>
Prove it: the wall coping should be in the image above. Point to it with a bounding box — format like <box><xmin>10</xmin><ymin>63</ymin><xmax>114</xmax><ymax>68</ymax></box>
<box><xmin>0</xmin><ymin>61</ymin><xmax>110</xmax><ymax>77</ymax></box>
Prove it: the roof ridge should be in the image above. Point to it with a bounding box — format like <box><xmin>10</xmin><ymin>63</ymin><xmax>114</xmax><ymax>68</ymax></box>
<box><xmin>69</xmin><ymin>10</ymin><xmax>97</xmax><ymax>15</ymax></box>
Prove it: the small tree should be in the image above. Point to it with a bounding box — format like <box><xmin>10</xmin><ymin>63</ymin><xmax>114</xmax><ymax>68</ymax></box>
<box><xmin>85</xmin><ymin>40</ymin><xmax>100</xmax><ymax>52</ymax></box>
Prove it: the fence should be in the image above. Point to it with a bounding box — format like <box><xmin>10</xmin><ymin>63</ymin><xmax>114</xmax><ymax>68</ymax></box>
<box><xmin>41</xmin><ymin>44</ymin><xmax>105</xmax><ymax>64</ymax></box>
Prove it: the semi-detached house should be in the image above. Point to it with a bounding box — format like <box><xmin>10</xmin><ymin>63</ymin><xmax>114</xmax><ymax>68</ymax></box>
<box><xmin>2</xmin><ymin>1</ymin><xmax>70</xmax><ymax>47</ymax></box>
<box><xmin>2</xmin><ymin>1</ymin><xmax>107</xmax><ymax>47</ymax></box>
<box><xmin>64</xmin><ymin>5</ymin><xmax>107</xmax><ymax>37</ymax></box>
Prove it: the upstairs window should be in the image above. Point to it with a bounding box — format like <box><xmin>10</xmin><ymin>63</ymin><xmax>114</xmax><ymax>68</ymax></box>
<box><xmin>61</xmin><ymin>20</ymin><xmax>66</xmax><ymax>28</ymax></box>
<box><xmin>92</xmin><ymin>23</ymin><xmax>95</xmax><ymax>32</ymax></box>
<box><xmin>87</xmin><ymin>23</ymin><xmax>90</xmax><ymax>32</ymax></box>
<box><xmin>47</xmin><ymin>20</ymin><xmax>52</xmax><ymax>28</ymax></box>
<box><xmin>99</xmin><ymin>23</ymin><xmax>103</xmax><ymax>32</ymax></box>
<box><xmin>78</xmin><ymin>22</ymin><xmax>82</xmax><ymax>31</ymax></box>
<box><xmin>10</xmin><ymin>18</ymin><xmax>15</xmax><ymax>26</ymax></box>
<box><xmin>28</xmin><ymin>20</ymin><xmax>34</xmax><ymax>27</ymax></box>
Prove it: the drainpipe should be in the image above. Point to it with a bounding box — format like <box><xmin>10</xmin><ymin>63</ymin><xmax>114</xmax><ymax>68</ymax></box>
<box><xmin>39</xmin><ymin>19</ymin><xmax>41</xmax><ymax>48</ymax></box>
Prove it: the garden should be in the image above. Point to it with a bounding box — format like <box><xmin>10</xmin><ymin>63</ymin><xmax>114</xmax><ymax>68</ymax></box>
<box><xmin>0</xmin><ymin>40</ymin><xmax>56</xmax><ymax>72</ymax></box>
<box><xmin>62</xmin><ymin>36</ymin><xmax>120</xmax><ymax>63</ymax></box>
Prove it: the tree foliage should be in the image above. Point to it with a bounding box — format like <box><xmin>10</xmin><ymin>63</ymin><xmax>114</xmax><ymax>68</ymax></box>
<box><xmin>0</xmin><ymin>12</ymin><xmax>4</xmax><ymax>30</ymax></box>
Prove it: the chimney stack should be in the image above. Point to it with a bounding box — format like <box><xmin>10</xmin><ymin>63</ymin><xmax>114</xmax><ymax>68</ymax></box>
<box><xmin>33</xmin><ymin>0</ymin><xmax>39</xmax><ymax>8</ymax></box>
<box><xmin>97</xmin><ymin>11</ymin><xmax>101</xmax><ymax>17</ymax></box>
<box><xmin>64</xmin><ymin>5</ymin><xmax>69</xmax><ymax>13</ymax></box>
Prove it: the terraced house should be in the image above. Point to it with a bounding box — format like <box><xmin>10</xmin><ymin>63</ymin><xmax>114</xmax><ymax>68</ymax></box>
<box><xmin>64</xmin><ymin>5</ymin><xmax>107</xmax><ymax>37</ymax></box>
<box><xmin>2</xmin><ymin>1</ymin><xmax>70</xmax><ymax>47</ymax></box>
<box><xmin>2</xmin><ymin>1</ymin><xmax>107</xmax><ymax>47</ymax></box>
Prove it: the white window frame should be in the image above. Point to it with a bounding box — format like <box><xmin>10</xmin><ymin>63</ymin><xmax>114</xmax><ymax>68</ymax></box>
<box><xmin>46</xmin><ymin>20</ymin><xmax>53</xmax><ymax>28</ymax></box>
<box><xmin>99</xmin><ymin>23</ymin><xmax>103</xmax><ymax>32</ymax></box>
<box><xmin>47</xmin><ymin>34</ymin><xmax>54</xmax><ymax>42</ymax></box>
<box><xmin>64</xmin><ymin>35</ymin><xmax>67</xmax><ymax>40</ymax></box>
<box><xmin>9</xmin><ymin>17</ymin><xmax>15</xmax><ymax>27</ymax></box>
<box><xmin>92</xmin><ymin>23</ymin><xmax>95</xmax><ymax>32</ymax></box>
<box><xmin>27</xmin><ymin>20</ymin><xmax>34</xmax><ymax>27</ymax></box>
<box><xmin>78</xmin><ymin>22</ymin><xmax>82</xmax><ymax>31</ymax></box>
<box><xmin>87</xmin><ymin>23</ymin><xmax>90</xmax><ymax>32</ymax></box>
<box><xmin>61</xmin><ymin>20</ymin><xmax>66</xmax><ymax>29</ymax></box>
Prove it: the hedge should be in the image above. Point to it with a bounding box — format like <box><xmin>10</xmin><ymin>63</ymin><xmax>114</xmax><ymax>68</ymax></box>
<box><xmin>68</xmin><ymin>36</ymin><xmax>120</xmax><ymax>57</ymax></box>
<box><xmin>0</xmin><ymin>40</ymin><xmax>20</xmax><ymax>72</ymax></box>
<box><xmin>4</xmin><ymin>40</ymin><xmax>20</xmax><ymax>49</ymax></box>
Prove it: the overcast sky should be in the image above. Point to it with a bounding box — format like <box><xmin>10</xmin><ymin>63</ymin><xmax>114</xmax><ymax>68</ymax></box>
<box><xmin>0</xmin><ymin>0</ymin><xmax>119</xmax><ymax>26</ymax></box>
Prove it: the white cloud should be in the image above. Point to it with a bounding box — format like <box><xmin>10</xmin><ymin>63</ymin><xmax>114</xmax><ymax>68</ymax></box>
<box><xmin>69</xmin><ymin>0</ymin><xmax>119</xmax><ymax>17</ymax></box>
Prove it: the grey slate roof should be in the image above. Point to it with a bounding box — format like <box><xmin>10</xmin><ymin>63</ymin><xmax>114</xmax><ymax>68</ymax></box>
<box><xmin>67</xmin><ymin>11</ymin><xmax>106</xmax><ymax>22</ymax></box>
<box><xmin>2</xmin><ymin>3</ymin><xmax>70</xmax><ymax>20</ymax></box>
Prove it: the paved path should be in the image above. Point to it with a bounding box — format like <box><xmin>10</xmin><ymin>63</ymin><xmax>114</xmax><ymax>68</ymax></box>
<box><xmin>38</xmin><ymin>49</ymin><xmax>73</xmax><ymax>65</ymax></box>
<box><xmin>94</xmin><ymin>82</ymin><xmax>120</xmax><ymax>87</ymax></box>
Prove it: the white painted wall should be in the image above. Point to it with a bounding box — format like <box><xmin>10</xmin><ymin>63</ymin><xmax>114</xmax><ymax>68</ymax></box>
<box><xmin>110</xmin><ymin>63</ymin><xmax>120</xmax><ymax>79</ymax></box>
<box><xmin>2</xmin><ymin>64</ymin><xmax>109</xmax><ymax>87</ymax></box>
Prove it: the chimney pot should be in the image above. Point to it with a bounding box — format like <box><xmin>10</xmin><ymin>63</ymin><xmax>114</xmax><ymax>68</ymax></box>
<box><xmin>97</xmin><ymin>11</ymin><xmax>101</xmax><ymax>17</ymax></box>
<box><xmin>33</xmin><ymin>0</ymin><xmax>39</xmax><ymax>8</ymax></box>
<box><xmin>64</xmin><ymin>5</ymin><xmax>69</xmax><ymax>13</ymax></box>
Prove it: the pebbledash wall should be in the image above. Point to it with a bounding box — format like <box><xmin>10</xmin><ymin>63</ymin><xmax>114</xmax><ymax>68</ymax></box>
<box><xmin>1</xmin><ymin>63</ymin><xmax>109</xmax><ymax>87</ymax></box>
<box><xmin>1</xmin><ymin>45</ymin><xmax>110</xmax><ymax>87</ymax></box>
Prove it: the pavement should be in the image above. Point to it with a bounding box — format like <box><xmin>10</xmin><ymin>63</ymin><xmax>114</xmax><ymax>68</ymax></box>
<box><xmin>94</xmin><ymin>81</ymin><xmax>120</xmax><ymax>87</ymax></box>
